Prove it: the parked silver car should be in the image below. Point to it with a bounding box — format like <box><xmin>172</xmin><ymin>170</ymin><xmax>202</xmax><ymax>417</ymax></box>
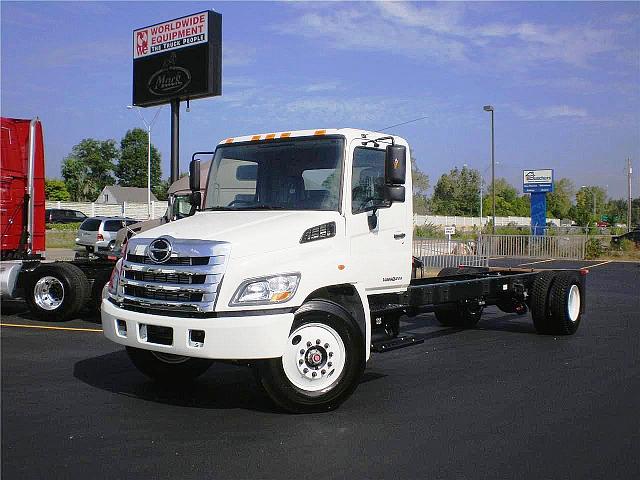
<box><xmin>76</xmin><ymin>216</ymin><xmax>137</xmax><ymax>253</ymax></box>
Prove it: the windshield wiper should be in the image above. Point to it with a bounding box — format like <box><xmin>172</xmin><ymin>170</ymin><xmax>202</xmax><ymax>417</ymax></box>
<box><xmin>202</xmin><ymin>206</ymin><xmax>236</xmax><ymax>211</ymax></box>
<box><xmin>234</xmin><ymin>205</ymin><xmax>287</xmax><ymax>210</ymax></box>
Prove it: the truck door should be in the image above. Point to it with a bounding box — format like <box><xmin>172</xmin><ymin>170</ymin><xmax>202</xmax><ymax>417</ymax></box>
<box><xmin>347</xmin><ymin>139</ymin><xmax>411</xmax><ymax>293</ymax></box>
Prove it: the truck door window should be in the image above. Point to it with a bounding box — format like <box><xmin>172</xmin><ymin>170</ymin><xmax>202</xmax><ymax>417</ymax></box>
<box><xmin>352</xmin><ymin>147</ymin><xmax>386</xmax><ymax>214</ymax></box>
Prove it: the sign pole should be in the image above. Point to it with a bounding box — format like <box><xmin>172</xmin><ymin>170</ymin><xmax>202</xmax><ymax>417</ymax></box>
<box><xmin>170</xmin><ymin>99</ymin><xmax>180</xmax><ymax>184</ymax></box>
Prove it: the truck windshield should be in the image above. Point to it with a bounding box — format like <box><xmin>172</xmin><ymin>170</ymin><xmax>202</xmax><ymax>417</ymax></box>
<box><xmin>203</xmin><ymin>137</ymin><xmax>344</xmax><ymax>212</ymax></box>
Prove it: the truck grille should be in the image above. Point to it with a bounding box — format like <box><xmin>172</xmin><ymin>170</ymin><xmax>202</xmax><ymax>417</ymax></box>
<box><xmin>123</xmin><ymin>285</ymin><xmax>204</xmax><ymax>302</ymax></box>
<box><xmin>115</xmin><ymin>237</ymin><xmax>231</xmax><ymax>314</ymax></box>
<box><xmin>123</xmin><ymin>270</ymin><xmax>205</xmax><ymax>285</ymax></box>
<box><xmin>126</xmin><ymin>253</ymin><xmax>209</xmax><ymax>266</ymax></box>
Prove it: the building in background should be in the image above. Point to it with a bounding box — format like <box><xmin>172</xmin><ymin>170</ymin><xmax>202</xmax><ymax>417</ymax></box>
<box><xmin>96</xmin><ymin>186</ymin><xmax>158</xmax><ymax>205</ymax></box>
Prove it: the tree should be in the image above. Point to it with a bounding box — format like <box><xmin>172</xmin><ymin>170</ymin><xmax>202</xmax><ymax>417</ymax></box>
<box><xmin>153</xmin><ymin>179</ymin><xmax>170</xmax><ymax>201</ymax></box>
<box><xmin>115</xmin><ymin>128</ymin><xmax>162</xmax><ymax>190</ymax></box>
<box><xmin>61</xmin><ymin>138</ymin><xmax>117</xmax><ymax>201</ymax></box>
<box><xmin>570</xmin><ymin>186</ymin><xmax>607</xmax><ymax>226</ymax></box>
<box><xmin>605</xmin><ymin>199</ymin><xmax>627</xmax><ymax>224</ymax></box>
<box><xmin>44</xmin><ymin>179</ymin><xmax>70</xmax><ymax>201</ymax></box>
<box><xmin>411</xmin><ymin>157</ymin><xmax>430</xmax><ymax>214</ymax></box>
<box><xmin>484</xmin><ymin>178</ymin><xmax>529</xmax><ymax>216</ymax></box>
<box><xmin>546</xmin><ymin>178</ymin><xmax>575</xmax><ymax>220</ymax></box>
<box><xmin>431</xmin><ymin>166</ymin><xmax>480</xmax><ymax>216</ymax></box>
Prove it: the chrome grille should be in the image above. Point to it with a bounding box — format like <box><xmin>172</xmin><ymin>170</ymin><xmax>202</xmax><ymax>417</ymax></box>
<box><xmin>123</xmin><ymin>270</ymin><xmax>205</xmax><ymax>285</ymax></box>
<box><xmin>113</xmin><ymin>236</ymin><xmax>231</xmax><ymax>314</ymax></box>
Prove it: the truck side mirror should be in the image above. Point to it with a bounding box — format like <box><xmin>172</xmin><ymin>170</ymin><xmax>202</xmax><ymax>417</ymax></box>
<box><xmin>385</xmin><ymin>185</ymin><xmax>405</xmax><ymax>203</ymax></box>
<box><xmin>189</xmin><ymin>159</ymin><xmax>201</xmax><ymax>192</ymax></box>
<box><xmin>385</xmin><ymin>144</ymin><xmax>406</xmax><ymax>185</ymax></box>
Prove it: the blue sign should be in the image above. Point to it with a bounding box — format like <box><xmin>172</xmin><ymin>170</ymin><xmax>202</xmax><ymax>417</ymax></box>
<box><xmin>523</xmin><ymin>169</ymin><xmax>554</xmax><ymax>193</ymax></box>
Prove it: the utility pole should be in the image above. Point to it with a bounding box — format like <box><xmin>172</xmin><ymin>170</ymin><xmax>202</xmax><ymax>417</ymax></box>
<box><xmin>628</xmin><ymin>158</ymin><xmax>633</xmax><ymax>232</ymax></box>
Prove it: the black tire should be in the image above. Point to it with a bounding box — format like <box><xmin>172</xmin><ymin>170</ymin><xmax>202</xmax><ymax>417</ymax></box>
<box><xmin>90</xmin><ymin>269</ymin><xmax>112</xmax><ymax>312</ymax></box>
<box><xmin>126</xmin><ymin>347</ymin><xmax>213</xmax><ymax>384</ymax></box>
<box><xmin>547</xmin><ymin>271</ymin><xmax>583</xmax><ymax>335</ymax></box>
<box><xmin>258</xmin><ymin>300</ymin><xmax>365</xmax><ymax>413</ymax></box>
<box><xmin>434</xmin><ymin>267</ymin><xmax>483</xmax><ymax>328</ymax></box>
<box><xmin>25</xmin><ymin>263</ymin><xmax>90</xmax><ymax>321</ymax></box>
<box><xmin>530</xmin><ymin>271</ymin><xmax>557</xmax><ymax>334</ymax></box>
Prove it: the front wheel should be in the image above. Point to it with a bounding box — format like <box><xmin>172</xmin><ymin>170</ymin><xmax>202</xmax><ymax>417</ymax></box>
<box><xmin>258</xmin><ymin>301</ymin><xmax>364</xmax><ymax>413</ymax></box>
<box><xmin>126</xmin><ymin>347</ymin><xmax>213</xmax><ymax>384</ymax></box>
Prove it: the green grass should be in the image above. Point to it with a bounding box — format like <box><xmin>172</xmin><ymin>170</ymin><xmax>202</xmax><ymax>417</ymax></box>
<box><xmin>46</xmin><ymin>230</ymin><xmax>77</xmax><ymax>249</ymax></box>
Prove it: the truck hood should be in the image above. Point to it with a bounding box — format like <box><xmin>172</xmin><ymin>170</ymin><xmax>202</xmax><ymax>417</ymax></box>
<box><xmin>135</xmin><ymin>210</ymin><xmax>342</xmax><ymax>258</ymax></box>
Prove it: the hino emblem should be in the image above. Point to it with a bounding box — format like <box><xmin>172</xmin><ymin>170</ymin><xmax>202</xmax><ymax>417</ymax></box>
<box><xmin>147</xmin><ymin>238</ymin><xmax>172</xmax><ymax>264</ymax></box>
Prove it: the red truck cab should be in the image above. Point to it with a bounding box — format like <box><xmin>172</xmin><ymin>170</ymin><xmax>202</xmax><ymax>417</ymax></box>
<box><xmin>1</xmin><ymin>117</ymin><xmax>46</xmax><ymax>258</ymax></box>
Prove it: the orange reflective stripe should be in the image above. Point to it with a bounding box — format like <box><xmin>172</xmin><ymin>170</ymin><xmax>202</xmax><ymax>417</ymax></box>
<box><xmin>225</xmin><ymin>138</ymin><xmax>234</xmax><ymax>144</ymax></box>
<box><xmin>280</xmin><ymin>132</ymin><xmax>291</xmax><ymax>138</ymax></box>
<box><xmin>314</xmin><ymin>129</ymin><xmax>326</xmax><ymax>136</ymax></box>
<box><xmin>265</xmin><ymin>133</ymin><xmax>276</xmax><ymax>140</ymax></box>
<box><xmin>251</xmin><ymin>135</ymin><xmax>261</xmax><ymax>141</ymax></box>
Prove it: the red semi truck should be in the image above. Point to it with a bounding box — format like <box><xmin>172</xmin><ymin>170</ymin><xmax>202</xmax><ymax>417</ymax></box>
<box><xmin>1</xmin><ymin>117</ymin><xmax>116</xmax><ymax>320</ymax></box>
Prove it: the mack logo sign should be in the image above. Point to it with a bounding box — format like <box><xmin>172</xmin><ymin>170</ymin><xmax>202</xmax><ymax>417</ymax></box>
<box><xmin>132</xmin><ymin>11</ymin><xmax>221</xmax><ymax>107</ymax></box>
<box><xmin>523</xmin><ymin>169</ymin><xmax>554</xmax><ymax>193</ymax></box>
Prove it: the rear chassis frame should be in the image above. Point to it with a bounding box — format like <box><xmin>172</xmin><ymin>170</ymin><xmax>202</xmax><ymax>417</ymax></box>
<box><xmin>369</xmin><ymin>267</ymin><xmax>587</xmax><ymax>331</ymax></box>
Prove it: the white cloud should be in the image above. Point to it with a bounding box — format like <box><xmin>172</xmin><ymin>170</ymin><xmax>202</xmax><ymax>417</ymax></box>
<box><xmin>513</xmin><ymin>104</ymin><xmax>588</xmax><ymax>120</ymax></box>
<box><xmin>274</xmin><ymin>2</ymin><xmax>625</xmax><ymax>70</ymax></box>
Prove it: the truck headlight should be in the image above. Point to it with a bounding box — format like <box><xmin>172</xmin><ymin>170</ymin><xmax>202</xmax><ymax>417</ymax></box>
<box><xmin>231</xmin><ymin>273</ymin><xmax>300</xmax><ymax>306</ymax></box>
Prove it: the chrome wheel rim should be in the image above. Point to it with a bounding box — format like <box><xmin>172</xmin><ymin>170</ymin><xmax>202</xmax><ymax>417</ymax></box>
<box><xmin>282</xmin><ymin>323</ymin><xmax>346</xmax><ymax>393</ymax></box>
<box><xmin>33</xmin><ymin>276</ymin><xmax>65</xmax><ymax>311</ymax></box>
<box><xmin>568</xmin><ymin>284</ymin><xmax>580</xmax><ymax>322</ymax></box>
<box><xmin>151</xmin><ymin>351</ymin><xmax>190</xmax><ymax>364</ymax></box>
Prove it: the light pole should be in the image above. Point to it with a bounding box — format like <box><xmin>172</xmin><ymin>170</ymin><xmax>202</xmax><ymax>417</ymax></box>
<box><xmin>127</xmin><ymin>105</ymin><xmax>162</xmax><ymax>219</ymax></box>
<box><xmin>479</xmin><ymin>162</ymin><xmax>498</xmax><ymax>232</ymax></box>
<box><xmin>483</xmin><ymin>105</ymin><xmax>496</xmax><ymax>233</ymax></box>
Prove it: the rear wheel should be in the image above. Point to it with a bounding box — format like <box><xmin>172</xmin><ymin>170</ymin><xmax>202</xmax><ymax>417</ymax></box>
<box><xmin>530</xmin><ymin>271</ymin><xmax>557</xmax><ymax>334</ymax></box>
<box><xmin>126</xmin><ymin>347</ymin><xmax>213</xmax><ymax>383</ymax></box>
<box><xmin>25</xmin><ymin>263</ymin><xmax>90</xmax><ymax>321</ymax></box>
<box><xmin>258</xmin><ymin>300</ymin><xmax>364</xmax><ymax>413</ymax></box>
<box><xmin>548</xmin><ymin>272</ymin><xmax>583</xmax><ymax>335</ymax></box>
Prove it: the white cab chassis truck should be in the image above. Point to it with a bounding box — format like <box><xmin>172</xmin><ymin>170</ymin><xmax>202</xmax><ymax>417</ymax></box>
<box><xmin>101</xmin><ymin>128</ymin><xmax>587</xmax><ymax>413</ymax></box>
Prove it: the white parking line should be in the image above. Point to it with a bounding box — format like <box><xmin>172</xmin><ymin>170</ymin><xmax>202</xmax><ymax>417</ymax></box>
<box><xmin>517</xmin><ymin>259</ymin><xmax>555</xmax><ymax>267</ymax></box>
<box><xmin>581</xmin><ymin>260</ymin><xmax>612</xmax><ymax>269</ymax></box>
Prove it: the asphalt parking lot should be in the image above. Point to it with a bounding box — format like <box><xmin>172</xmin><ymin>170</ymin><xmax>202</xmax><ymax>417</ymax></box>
<box><xmin>2</xmin><ymin>259</ymin><xmax>639</xmax><ymax>479</ymax></box>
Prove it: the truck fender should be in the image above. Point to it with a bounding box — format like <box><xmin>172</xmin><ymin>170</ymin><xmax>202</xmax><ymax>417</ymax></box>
<box><xmin>302</xmin><ymin>284</ymin><xmax>371</xmax><ymax>361</ymax></box>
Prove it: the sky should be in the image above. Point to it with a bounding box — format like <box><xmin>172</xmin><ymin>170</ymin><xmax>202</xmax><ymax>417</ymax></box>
<box><xmin>2</xmin><ymin>1</ymin><xmax>639</xmax><ymax>199</ymax></box>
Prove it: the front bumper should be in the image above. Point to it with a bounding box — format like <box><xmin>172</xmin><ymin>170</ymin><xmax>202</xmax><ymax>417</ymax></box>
<box><xmin>101</xmin><ymin>299</ymin><xmax>295</xmax><ymax>360</ymax></box>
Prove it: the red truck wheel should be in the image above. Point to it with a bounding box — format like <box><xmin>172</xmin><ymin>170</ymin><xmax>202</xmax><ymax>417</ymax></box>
<box><xmin>24</xmin><ymin>263</ymin><xmax>90</xmax><ymax>321</ymax></box>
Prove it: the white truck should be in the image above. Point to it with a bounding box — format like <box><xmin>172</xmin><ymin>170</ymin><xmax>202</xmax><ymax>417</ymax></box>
<box><xmin>101</xmin><ymin>128</ymin><xmax>587</xmax><ymax>413</ymax></box>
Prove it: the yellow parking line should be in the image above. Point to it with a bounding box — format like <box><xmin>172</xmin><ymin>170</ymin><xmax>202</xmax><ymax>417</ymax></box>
<box><xmin>582</xmin><ymin>260</ymin><xmax>612</xmax><ymax>269</ymax></box>
<box><xmin>517</xmin><ymin>259</ymin><xmax>555</xmax><ymax>267</ymax></box>
<box><xmin>0</xmin><ymin>323</ymin><xmax>102</xmax><ymax>333</ymax></box>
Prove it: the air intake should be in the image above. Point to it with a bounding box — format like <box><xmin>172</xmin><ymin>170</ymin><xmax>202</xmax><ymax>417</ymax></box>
<box><xmin>300</xmin><ymin>222</ymin><xmax>336</xmax><ymax>244</ymax></box>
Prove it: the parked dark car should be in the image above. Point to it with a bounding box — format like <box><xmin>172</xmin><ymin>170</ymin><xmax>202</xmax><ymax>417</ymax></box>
<box><xmin>45</xmin><ymin>208</ymin><xmax>87</xmax><ymax>224</ymax></box>
<box><xmin>610</xmin><ymin>230</ymin><xmax>640</xmax><ymax>249</ymax></box>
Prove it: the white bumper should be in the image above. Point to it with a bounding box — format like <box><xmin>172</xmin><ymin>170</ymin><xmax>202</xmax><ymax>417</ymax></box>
<box><xmin>101</xmin><ymin>299</ymin><xmax>295</xmax><ymax>360</ymax></box>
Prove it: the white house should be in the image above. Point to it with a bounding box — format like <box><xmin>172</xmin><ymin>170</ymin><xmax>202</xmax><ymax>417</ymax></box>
<box><xmin>96</xmin><ymin>186</ymin><xmax>158</xmax><ymax>204</ymax></box>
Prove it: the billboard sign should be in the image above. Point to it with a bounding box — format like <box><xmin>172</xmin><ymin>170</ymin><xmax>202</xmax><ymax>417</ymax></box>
<box><xmin>523</xmin><ymin>169</ymin><xmax>554</xmax><ymax>193</ymax></box>
<box><xmin>133</xmin><ymin>11</ymin><xmax>221</xmax><ymax>107</ymax></box>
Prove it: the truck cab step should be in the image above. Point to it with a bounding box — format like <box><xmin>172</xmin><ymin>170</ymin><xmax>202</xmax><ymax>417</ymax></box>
<box><xmin>371</xmin><ymin>334</ymin><xmax>424</xmax><ymax>353</ymax></box>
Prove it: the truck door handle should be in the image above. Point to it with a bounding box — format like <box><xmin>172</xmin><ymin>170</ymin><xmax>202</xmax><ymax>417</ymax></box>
<box><xmin>394</xmin><ymin>233</ymin><xmax>406</xmax><ymax>240</ymax></box>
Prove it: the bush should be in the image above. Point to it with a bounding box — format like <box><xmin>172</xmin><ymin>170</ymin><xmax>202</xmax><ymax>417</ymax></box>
<box><xmin>585</xmin><ymin>238</ymin><xmax>604</xmax><ymax>259</ymax></box>
<box><xmin>415</xmin><ymin>223</ymin><xmax>445</xmax><ymax>238</ymax></box>
<box><xmin>46</xmin><ymin>222</ymin><xmax>81</xmax><ymax>231</ymax></box>
<box><xmin>620</xmin><ymin>238</ymin><xmax>637</xmax><ymax>252</ymax></box>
